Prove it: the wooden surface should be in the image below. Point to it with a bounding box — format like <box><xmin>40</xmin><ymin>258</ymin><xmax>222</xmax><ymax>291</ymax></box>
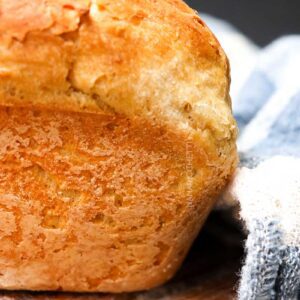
<box><xmin>0</xmin><ymin>211</ymin><xmax>244</xmax><ymax>300</ymax></box>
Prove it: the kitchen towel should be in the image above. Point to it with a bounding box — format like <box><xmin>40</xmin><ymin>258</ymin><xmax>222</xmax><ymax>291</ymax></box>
<box><xmin>203</xmin><ymin>14</ymin><xmax>300</xmax><ymax>300</ymax></box>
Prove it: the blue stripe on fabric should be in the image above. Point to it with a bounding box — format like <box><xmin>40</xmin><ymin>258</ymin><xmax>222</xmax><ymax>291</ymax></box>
<box><xmin>245</xmin><ymin>91</ymin><xmax>300</xmax><ymax>159</ymax></box>
<box><xmin>234</xmin><ymin>70</ymin><xmax>275</xmax><ymax>131</ymax></box>
<box><xmin>238</xmin><ymin>218</ymin><xmax>282</xmax><ymax>300</ymax></box>
<box><xmin>275</xmin><ymin>246</ymin><xmax>300</xmax><ymax>300</ymax></box>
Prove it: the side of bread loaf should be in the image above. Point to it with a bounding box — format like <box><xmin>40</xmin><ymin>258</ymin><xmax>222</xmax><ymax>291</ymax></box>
<box><xmin>0</xmin><ymin>0</ymin><xmax>237</xmax><ymax>292</ymax></box>
<box><xmin>0</xmin><ymin>107</ymin><xmax>235</xmax><ymax>291</ymax></box>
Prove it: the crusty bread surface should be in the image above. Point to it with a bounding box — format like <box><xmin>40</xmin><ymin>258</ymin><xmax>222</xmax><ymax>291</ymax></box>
<box><xmin>0</xmin><ymin>0</ymin><xmax>238</xmax><ymax>292</ymax></box>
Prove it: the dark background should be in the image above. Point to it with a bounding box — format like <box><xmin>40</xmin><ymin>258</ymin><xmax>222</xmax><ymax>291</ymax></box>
<box><xmin>186</xmin><ymin>0</ymin><xmax>300</xmax><ymax>46</ymax></box>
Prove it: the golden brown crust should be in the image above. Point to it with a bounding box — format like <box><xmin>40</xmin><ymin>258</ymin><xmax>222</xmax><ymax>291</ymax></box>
<box><xmin>0</xmin><ymin>0</ymin><xmax>234</xmax><ymax>139</ymax></box>
<box><xmin>0</xmin><ymin>0</ymin><xmax>238</xmax><ymax>292</ymax></box>
<box><xmin>0</xmin><ymin>107</ymin><xmax>236</xmax><ymax>292</ymax></box>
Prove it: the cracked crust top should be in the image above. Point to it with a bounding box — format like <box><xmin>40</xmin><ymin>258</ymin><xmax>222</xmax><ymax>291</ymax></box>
<box><xmin>0</xmin><ymin>0</ymin><xmax>236</xmax><ymax>144</ymax></box>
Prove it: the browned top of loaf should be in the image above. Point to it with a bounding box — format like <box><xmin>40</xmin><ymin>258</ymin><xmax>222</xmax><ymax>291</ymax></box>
<box><xmin>0</xmin><ymin>0</ymin><xmax>236</xmax><ymax>145</ymax></box>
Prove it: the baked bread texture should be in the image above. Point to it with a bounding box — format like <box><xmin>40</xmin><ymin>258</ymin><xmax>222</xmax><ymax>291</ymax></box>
<box><xmin>0</xmin><ymin>0</ymin><xmax>238</xmax><ymax>292</ymax></box>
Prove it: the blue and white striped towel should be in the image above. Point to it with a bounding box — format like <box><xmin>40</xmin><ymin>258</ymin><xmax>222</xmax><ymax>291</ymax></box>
<box><xmin>203</xmin><ymin>15</ymin><xmax>300</xmax><ymax>300</ymax></box>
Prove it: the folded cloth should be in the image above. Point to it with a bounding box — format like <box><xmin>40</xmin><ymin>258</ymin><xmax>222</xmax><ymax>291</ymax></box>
<box><xmin>202</xmin><ymin>15</ymin><xmax>300</xmax><ymax>300</ymax></box>
<box><xmin>225</xmin><ymin>37</ymin><xmax>300</xmax><ymax>300</ymax></box>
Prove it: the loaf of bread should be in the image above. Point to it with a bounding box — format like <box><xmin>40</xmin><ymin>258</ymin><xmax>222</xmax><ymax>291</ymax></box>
<box><xmin>0</xmin><ymin>0</ymin><xmax>237</xmax><ymax>292</ymax></box>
